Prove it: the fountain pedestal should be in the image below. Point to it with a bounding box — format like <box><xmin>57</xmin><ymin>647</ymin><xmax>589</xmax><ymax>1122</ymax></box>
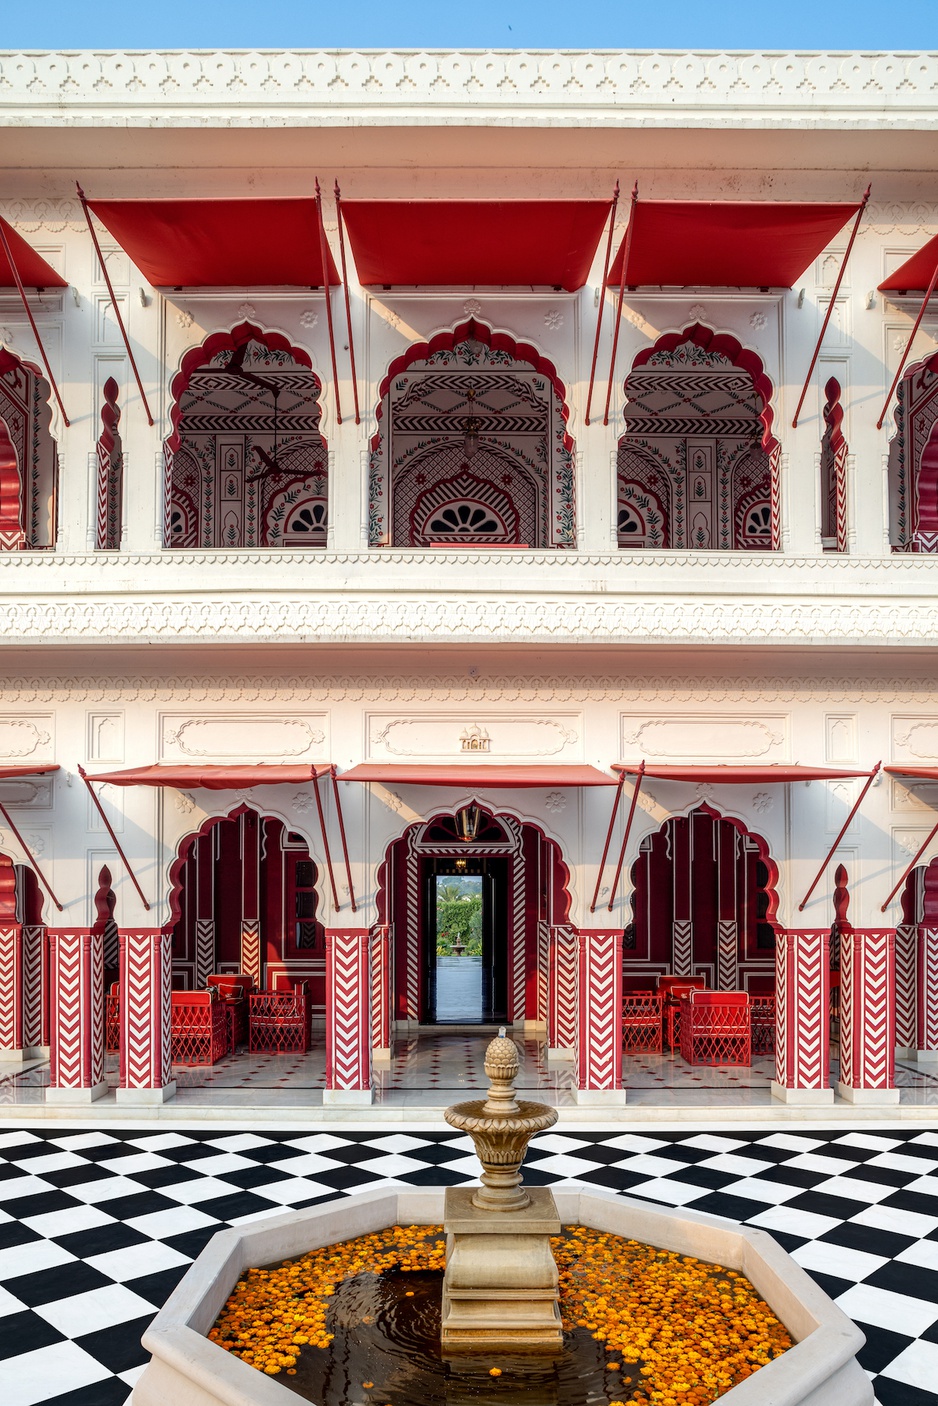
<box><xmin>441</xmin><ymin>1031</ymin><xmax>563</xmax><ymax>1355</ymax></box>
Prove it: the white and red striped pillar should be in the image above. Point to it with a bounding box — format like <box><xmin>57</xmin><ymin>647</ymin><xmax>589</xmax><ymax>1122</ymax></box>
<box><xmin>895</xmin><ymin>923</ymin><xmax>918</xmax><ymax>1060</ymax></box>
<box><xmin>0</xmin><ymin>923</ymin><xmax>23</xmax><ymax>1061</ymax></box>
<box><xmin>836</xmin><ymin>928</ymin><xmax>898</xmax><ymax>1104</ymax></box>
<box><xmin>325</xmin><ymin>929</ymin><xmax>372</xmax><ymax>1105</ymax></box>
<box><xmin>117</xmin><ymin>929</ymin><xmax>176</xmax><ymax>1105</ymax></box>
<box><xmin>46</xmin><ymin>929</ymin><xmax>107</xmax><ymax>1104</ymax></box>
<box><xmin>547</xmin><ymin>924</ymin><xmax>578</xmax><ymax>1061</ymax></box>
<box><xmin>370</xmin><ymin>925</ymin><xmax>391</xmax><ymax>1068</ymax></box>
<box><xmin>575</xmin><ymin>929</ymin><xmax>625</xmax><ymax>1105</ymax></box>
<box><xmin>771</xmin><ymin>929</ymin><xmax>833</xmax><ymax>1104</ymax></box>
<box><xmin>916</xmin><ymin>927</ymin><xmax>938</xmax><ymax>1063</ymax></box>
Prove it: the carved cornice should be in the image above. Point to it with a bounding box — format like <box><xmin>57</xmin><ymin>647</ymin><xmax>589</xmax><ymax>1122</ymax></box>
<box><xmin>1</xmin><ymin>674</ymin><xmax>936</xmax><ymax>703</ymax></box>
<box><xmin>0</xmin><ymin>595</ymin><xmax>935</xmax><ymax>646</ymax></box>
<box><xmin>0</xmin><ymin>51</ymin><xmax>936</xmax><ymax>124</ymax></box>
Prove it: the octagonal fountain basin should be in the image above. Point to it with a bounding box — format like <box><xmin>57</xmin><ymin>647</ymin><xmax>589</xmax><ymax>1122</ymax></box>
<box><xmin>131</xmin><ymin>1188</ymin><xmax>871</xmax><ymax>1406</ymax></box>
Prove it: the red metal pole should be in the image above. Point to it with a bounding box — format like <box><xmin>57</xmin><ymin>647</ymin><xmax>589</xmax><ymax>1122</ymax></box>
<box><xmin>798</xmin><ymin>762</ymin><xmax>880</xmax><ymax>912</ymax></box>
<box><xmin>603</xmin><ymin>182</ymin><xmax>639</xmax><ymax>428</ymax></box>
<box><xmin>584</xmin><ymin>182</ymin><xmax>619</xmax><ymax>428</ymax></box>
<box><xmin>881</xmin><ymin>813</ymin><xmax>938</xmax><ymax>913</ymax></box>
<box><xmin>590</xmin><ymin>768</ymin><xmax>625</xmax><ymax>913</ymax></box>
<box><xmin>0</xmin><ymin>220</ymin><xmax>70</xmax><ymax>427</ymax></box>
<box><xmin>607</xmin><ymin>761</ymin><xmax>646</xmax><ymax>912</ymax></box>
<box><xmin>312</xmin><ymin>769</ymin><xmax>341</xmax><ymax>912</ymax></box>
<box><xmin>76</xmin><ymin>185</ymin><xmax>154</xmax><ymax>426</ymax></box>
<box><xmin>333</xmin><ymin>183</ymin><xmax>360</xmax><ymax>426</ymax></box>
<box><xmin>0</xmin><ymin>798</ymin><xmax>63</xmax><ymax>911</ymax></box>
<box><xmin>315</xmin><ymin>178</ymin><xmax>343</xmax><ymax>426</ymax></box>
<box><xmin>792</xmin><ymin>186</ymin><xmax>871</xmax><ymax>429</ymax></box>
<box><xmin>78</xmin><ymin>766</ymin><xmax>151</xmax><ymax>910</ymax></box>
<box><xmin>330</xmin><ymin>767</ymin><xmax>357</xmax><ymax>913</ymax></box>
<box><xmin>878</xmin><ymin>259</ymin><xmax>938</xmax><ymax>430</ymax></box>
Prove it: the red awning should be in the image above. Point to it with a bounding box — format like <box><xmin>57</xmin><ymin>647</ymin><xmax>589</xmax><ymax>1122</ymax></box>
<box><xmin>0</xmin><ymin>219</ymin><xmax>67</xmax><ymax>290</ymax></box>
<box><xmin>86</xmin><ymin>199</ymin><xmax>340</xmax><ymax>288</ymax></box>
<box><xmin>340</xmin><ymin>200</ymin><xmax>611</xmax><ymax>290</ymax></box>
<box><xmin>0</xmin><ymin>763</ymin><xmax>59</xmax><ymax>780</ymax></box>
<box><xmin>614</xmin><ymin>763</ymin><xmax>871</xmax><ymax>783</ymax></box>
<box><xmin>885</xmin><ymin>765</ymin><xmax>938</xmax><ymax>781</ymax></box>
<box><xmin>879</xmin><ymin>235</ymin><xmax>938</xmax><ymax>294</ymax></box>
<box><xmin>342</xmin><ymin>764</ymin><xmax>616</xmax><ymax>788</ymax></box>
<box><xmin>607</xmin><ymin>201</ymin><xmax>862</xmax><ymax>289</ymax></box>
<box><xmin>86</xmin><ymin>764</ymin><xmax>332</xmax><ymax>790</ymax></box>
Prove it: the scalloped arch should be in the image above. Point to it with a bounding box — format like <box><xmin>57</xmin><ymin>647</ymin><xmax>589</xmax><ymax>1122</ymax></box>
<box><xmin>630</xmin><ymin>322</ymin><xmax>779</xmax><ymax>453</ymax></box>
<box><xmin>166</xmin><ymin>321</ymin><xmax>320</xmax><ymax>455</ymax></box>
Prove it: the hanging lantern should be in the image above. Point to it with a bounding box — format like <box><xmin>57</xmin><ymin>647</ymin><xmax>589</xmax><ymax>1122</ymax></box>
<box><xmin>462</xmin><ymin>386</ymin><xmax>481</xmax><ymax>461</ymax></box>
<box><xmin>455</xmin><ymin>805</ymin><xmax>482</xmax><ymax>843</ymax></box>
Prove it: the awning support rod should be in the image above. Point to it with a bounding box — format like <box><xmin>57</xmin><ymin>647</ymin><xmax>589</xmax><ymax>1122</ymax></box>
<box><xmin>878</xmin><ymin>259</ymin><xmax>938</xmax><ymax>430</ymax></box>
<box><xmin>0</xmin><ymin>221</ymin><xmax>70</xmax><ymax>428</ymax></box>
<box><xmin>603</xmin><ymin>182</ymin><xmax>639</xmax><ymax>428</ymax></box>
<box><xmin>590</xmin><ymin>766</ymin><xmax>625</xmax><ymax>913</ymax></box>
<box><xmin>584</xmin><ymin>181</ymin><xmax>620</xmax><ymax>428</ymax></box>
<box><xmin>0</xmin><ymin>798</ymin><xmax>63</xmax><ymax>911</ymax></box>
<box><xmin>798</xmin><ymin>761</ymin><xmax>880</xmax><ymax>912</ymax></box>
<box><xmin>333</xmin><ymin>184</ymin><xmax>360</xmax><ymax>426</ymax></box>
<box><xmin>76</xmin><ymin>185</ymin><xmax>154</xmax><ymax>427</ymax></box>
<box><xmin>792</xmin><ymin>185</ymin><xmax>870</xmax><ymax>429</ymax></box>
<box><xmin>607</xmin><ymin>760</ymin><xmax>646</xmax><ymax>912</ymax></box>
<box><xmin>330</xmin><ymin>767</ymin><xmax>357</xmax><ymax>913</ymax></box>
<box><xmin>314</xmin><ymin>177</ymin><xmax>343</xmax><ymax>426</ymax></box>
<box><xmin>881</xmin><ymin>813</ymin><xmax>938</xmax><ymax>912</ymax></box>
<box><xmin>311</xmin><ymin>769</ymin><xmax>341</xmax><ymax>912</ymax></box>
<box><xmin>77</xmin><ymin>766</ymin><xmax>151</xmax><ymax>910</ymax></box>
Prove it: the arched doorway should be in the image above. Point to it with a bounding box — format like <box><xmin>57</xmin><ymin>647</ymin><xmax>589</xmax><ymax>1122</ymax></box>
<box><xmin>628</xmin><ymin>805</ymin><xmax>779</xmax><ymax>992</ymax></box>
<box><xmin>169</xmin><ymin>807</ymin><xmax>322</xmax><ymax>1007</ymax></box>
<box><xmin>164</xmin><ymin>321</ymin><xmax>327</xmax><ymax>549</ymax></box>
<box><xmin>369</xmin><ymin>319</ymin><xmax>576</xmax><ymax>549</ymax></box>
<box><xmin>378</xmin><ymin>806</ymin><xmax>570</xmax><ymax>1029</ymax></box>
<box><xmin>0</xmin><ymin>347</ymin><xmax>59</xmax><ymax>550</ymax></box>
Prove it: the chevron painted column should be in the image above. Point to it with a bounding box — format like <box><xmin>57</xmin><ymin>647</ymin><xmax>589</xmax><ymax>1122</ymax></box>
<box><xmin>325</xmin><ymin>930</ymin><xmax>372</xmax><ymax>1105</ymax></box>
<box><xmin>117</xmin><ymin>929</ymin><xmax>176</xmax><ymax>1105</ymax></box>
<box><xmin>0</xmin><ymin>924</ymin><xmax>23</xmax><ymax>1061</ymax></box>
<box><xmin>835</xmin><ymin>929</ymin><xmax>898</xmax><ymax>1104</ymax></box>
<box><xmin>548</xmin><ymin>924</ymin><xmax>578</xmax><ymax>1060</ymax></box>
<box><xmin>370</xmin><ymin>926</ymin><xmax>391</xmax><ymax>1067</ymax></box>
<box><xmin>771</xmin><ymin>930</ymin><xmax>833</xmax><ymax>1105</ymax></box>
<box><xmin>575</xmin><ymin>929</ymin><xmax>625</xmax><ymax>1105</ymax></box>
<box><xmin>895</xmin><ymin>923</ymin><xmax>917</xmax><ymax>1058</ymax></box>
<box><xmin>22</xmin><ymin>925</ymin><xmax>46</xmax><ymax>1054</ymax></box>
<box><xmin>916</xmin><ymin>927</ymin><xmax>938</xmax><ymax>1063</ymax></box>
<box><xmin>46</xmin><ymin>929</ymin><xmax>107</xmax><ymax>1104</ymax></box>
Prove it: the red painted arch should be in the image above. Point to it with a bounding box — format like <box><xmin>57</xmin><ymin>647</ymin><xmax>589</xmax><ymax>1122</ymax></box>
<box><xmin>165</xmin><ymin>321</ymin><xmax>320</xmax><ymax>456</ymax></box>
<box><xmin>630</xmin><ymin>322</ymin><xmax>779</xmax><ymax>453</ymax></box>
<box><xmin>163</xmin><ymin>802</ymin><xmax>251</xmax><ymax>931</ymax></box>
<box><xmin>371</xmin><ymin>318</ymin><xmax>574</xmax><ymax>456</ymax></box>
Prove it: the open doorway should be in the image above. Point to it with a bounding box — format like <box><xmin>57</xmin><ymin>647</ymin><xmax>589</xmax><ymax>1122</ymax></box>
<box><xmin>424</xmin><ymin>858</ymin><xmax>506</xmax><ymax>1024</ymax></box>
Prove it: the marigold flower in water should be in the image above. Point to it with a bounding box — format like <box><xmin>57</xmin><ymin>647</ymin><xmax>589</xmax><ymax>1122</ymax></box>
<box><xmin>489</xmin><ymin>1367</ymin><xmax>502</xmax><ymax>1377</ymax></box>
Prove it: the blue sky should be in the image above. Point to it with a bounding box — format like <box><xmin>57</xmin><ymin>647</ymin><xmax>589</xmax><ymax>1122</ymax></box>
<box><xmin>2</xmin><ymin>1</ymin><xmax>936</xmax><ymax>51</ymax></box>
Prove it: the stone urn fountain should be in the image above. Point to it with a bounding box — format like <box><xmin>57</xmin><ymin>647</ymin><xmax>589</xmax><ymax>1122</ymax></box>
<box><xmin>440</xmin><ymin>1029</ymin><xmax>563</xmax><ymax>1354</ymax></box>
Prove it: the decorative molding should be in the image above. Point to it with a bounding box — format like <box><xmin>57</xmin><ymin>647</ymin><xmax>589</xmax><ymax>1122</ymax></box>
<box><xmin>1</xmin><ymin>52</ymin><xmax>938</xmax><ymax>121</ymax></box>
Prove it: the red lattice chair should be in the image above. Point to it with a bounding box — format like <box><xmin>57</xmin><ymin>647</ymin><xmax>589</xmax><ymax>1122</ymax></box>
<box><xmin>679</xmin><ymin>990</ymin><xmax>751</xmax><ymax>1067</ymax></box>
<box><xmin>656</xmin><ymin>974</ymin><xmax>707</xmax><ymax>1050</ymax></box>
<box><xmin>206</xmin><ymin>974</ymin><xmax>254</xmax><ymax>1048</ymax></box>
<box><xmin>249</xmin><ymin>981</ymin><xmax>310</xmax><ymax>1054</ymax></box>
<box><xmin>750</xmin><ymin>994</ymin><xmax>777</xmax><ymax>1057</ymax></box>
<box><xmin>171</xmin><ymin>990</ymin><xmax>229</xmax><ymax>1066</ymax></box>
<box><xmin>621</xmin><ymin>992</ymin><xmax>664</xmax><ymax>1054</ymax></box>
<box><xmin>105</xmin><ymin>982</ymin><xmax>120</xmax><ymax>1053</ymax></box>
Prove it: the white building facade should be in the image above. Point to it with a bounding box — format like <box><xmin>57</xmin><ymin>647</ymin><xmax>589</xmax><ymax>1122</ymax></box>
<box><xmin>0</xmin><ymin>47</ymin><xmax>937</xmax><ymax>1108</ymax></box>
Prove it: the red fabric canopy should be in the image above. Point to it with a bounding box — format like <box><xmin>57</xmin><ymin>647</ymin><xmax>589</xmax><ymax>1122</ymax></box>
<box><xmin>0</xmin><ymin>763</ymin><xmax>60</xmax><ymax>780</ymax></box>
<box><xmin>885</xmin><ymin>765</ymin><xmax>938</xmax><ymax>781</ymax></box>
<box><xmin>86</xmin><ymin>199</ymin><xmax>340</xmax><ymax>288</ymax></box>
<box><xmin>879</xmin><ymin>235</ymin><xmax>938</xmax><ymax>293</ymax></box>
<box><xmin>340</xmin><ymin>200</ymin><xmax>610</xmax><ymax>290</ymax></box>
<box><xmin>87</xmin><ymin>764</ymin><xmax>332</xmax><ymax>790</ymax></box>
<box><xmin>614</xmin><ymin>763</ymin><xmax>872</xmax><ymax>783</ymax></box>
<box><xmin>0</xmin><ymin>219</ymin><xmax>67</xmax><ymax>290</ymax></box>
<box><xmin>341</xmin><ymin>764</ymin><xmax>616</xmax><ymax>788</ymax></box>
<box><xmin>607</xmin><ymin>201</ymin><xmax>862</xmax><ymax>289</ymax></box>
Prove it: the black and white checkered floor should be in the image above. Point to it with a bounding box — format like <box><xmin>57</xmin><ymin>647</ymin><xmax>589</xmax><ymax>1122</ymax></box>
<box><xmin>0</xmin><ymin>1126</ymin><xmax>937</xmax><ymax>1405</ymax></box>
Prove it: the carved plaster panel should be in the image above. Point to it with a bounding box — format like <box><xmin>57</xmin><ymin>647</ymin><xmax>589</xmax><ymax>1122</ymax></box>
<box><xmin>0</xmin><ymin>716</ymin><xmax>53</xmax><ymax>759</ymax></box>
<box><xmin>825</xmin><ymin>714</ymin><xmax>858</xmax><ymax>764</ymax></box>
<box><xmin>893</xmin><ymin>717</ymin><xmax>938</xmax><ymax>762</ymax></box>
<box><xmin>620</xmin><ymin>714</ymin><xmax>787</xmax><ymax>761</ymax></box>
<box><xmin>0</xmin><ymin>777</ymin><xmax>53</xmax><ymax>808</ymax></box>
<box><xmin>159</xmin><ymin>713</ymin><xmax>328</xmax><ymax>760</ymax></box>
<box><xmin>367</xmin><ymin>713</ymin><xmax>581</xmax><ymax>760</ymax></box>
<box><xmin>891</xmin><ymin>776</ymin><xmax>938</xmax><ymax>813</ymax></box>
<box><xmin>87</xmin><ymin>712</ymin><xmax>123</xmax><ymax>764</ymax></box>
